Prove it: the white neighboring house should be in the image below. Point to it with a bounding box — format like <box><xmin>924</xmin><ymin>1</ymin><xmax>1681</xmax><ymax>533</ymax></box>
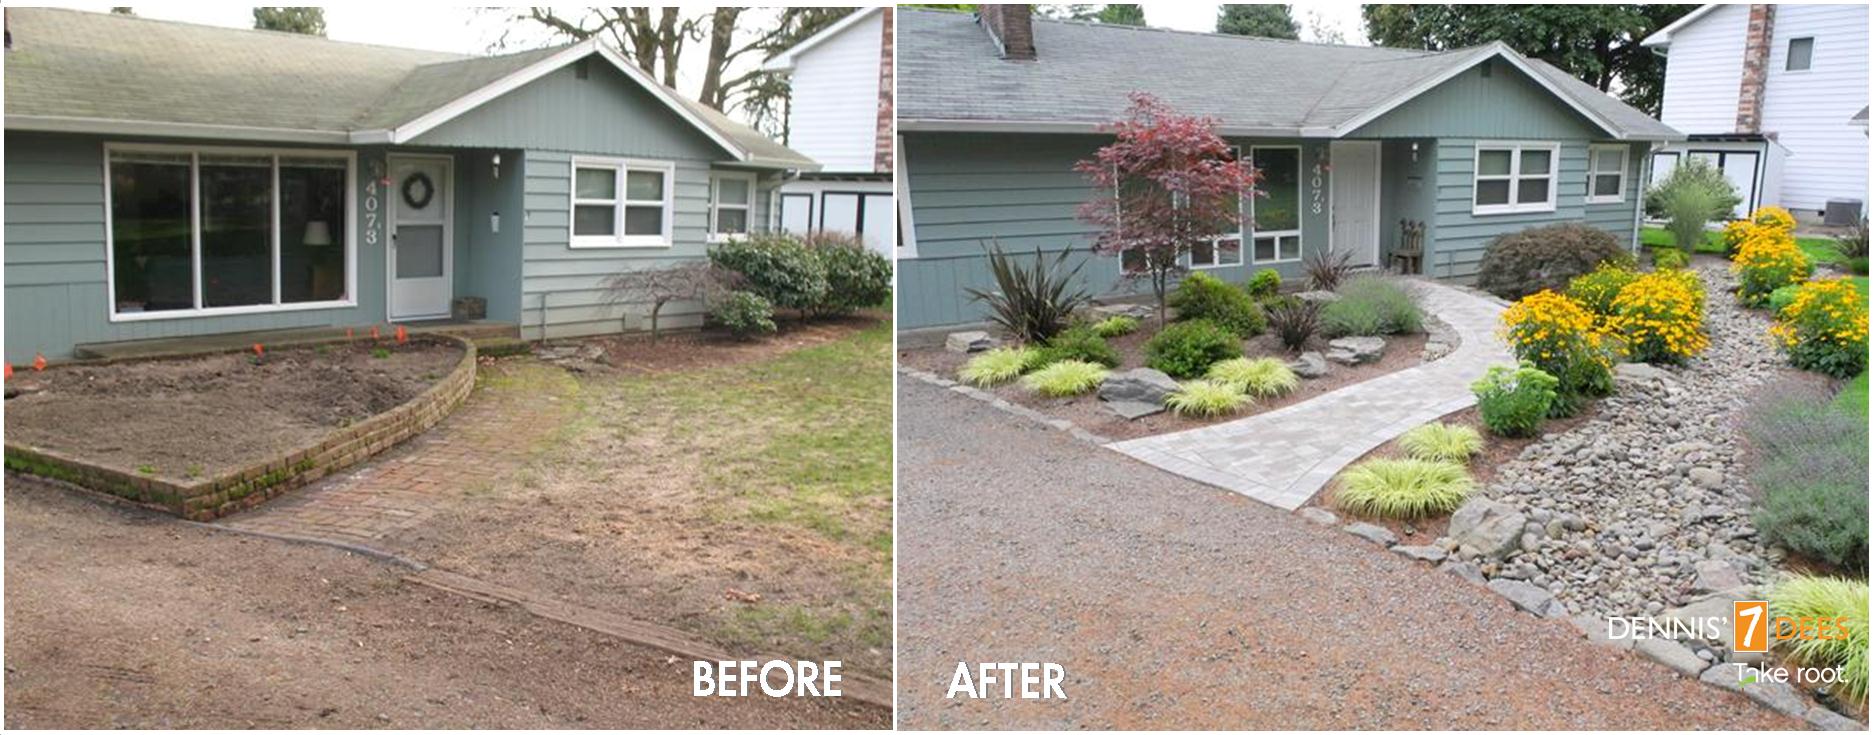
<box><xmin>761</xmin><ymin>6</ymin><xmax>894</xmax><ymax>254</ymax></box>
<box><xmin>1642</xmin><ymin>3</ymin><xmax>1869</xmax><ymax>224</ymax></box>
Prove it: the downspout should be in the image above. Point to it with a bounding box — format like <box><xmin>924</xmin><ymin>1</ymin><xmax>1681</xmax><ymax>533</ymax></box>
<box><xmin>1630</xmin><ymin>142</ymin><xmax>1658</xmax><ymax>255</ymax></box>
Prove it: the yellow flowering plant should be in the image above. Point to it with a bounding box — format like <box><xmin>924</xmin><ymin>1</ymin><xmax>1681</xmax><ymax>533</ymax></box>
<box><xmin>1731</xmin><ymin>230</ymin><xmax>1812</xmax><ymax>306</ymax></box>
<box><xmin>1770</xmin><ymin>277</ymin><xmax>1869</xmax><ymax>378</ymax></box>
<box><xmin>1500</xmin><ymin>290</ymin><xmax>1616</xmax><ymax>410</ymax></box>
<box><xmin>1751</xmin><ymin>205</ymin><xmax>1797</xmax><ymax>233</ymax></box>
<box><xmin>1565</xmin><ymin>262</ymin><xmax>1639</xmax><ymax>322</ymax></box>
<box><xmin>1722</xmin><ymin>206</ymin><xmax>1798</xmax><ymax>259</ymax></box>
<box><xmin>1611</xmin><ymin>270</ymin><xmax>1710</xmax><ymax>363</ymax></box>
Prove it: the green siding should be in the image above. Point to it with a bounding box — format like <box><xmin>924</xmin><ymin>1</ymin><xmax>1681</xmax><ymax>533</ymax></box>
<box><xmin>3</xmin><ymin>132</ymin><xmax>389</xmax><ymax>362</ymax></box>
<box><xmin>1581</xmin><ymin>142</ymin><xmax>1650</xmax><ymax>251</ymax></box>
<box><xmin>1378</xmin><ymin>138</ymin><xmax>1439</xmax><ymax>271</ymax></box>
<box><xmin>898</xmin><ymin>132</ymin><xmax>1330</xmax><ymax>330</ymax></box>
<box><xmin>1420</xmin><ymin>138</ymin><xmax>1645</xmax><ymax>281</ymax></box>
<box><xmin>456</xmin><ymin>149</ymin><xmax>526</xmax><ymax>323</ymax></box>
<box><xmin>1351</xmin><ymin>61</ymin><xmax>1604</xmax><ymax>140</ymax></box>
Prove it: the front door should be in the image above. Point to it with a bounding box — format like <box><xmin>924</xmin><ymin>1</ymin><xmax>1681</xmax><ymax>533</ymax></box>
<box><xmin>388</xmin><ymin>155</ymin><xmax>452</xmax><ymax>320</ymax></box>
<box><xmin>1329</xmin><ymin>140</ymin><xmax>1382</xmax><ymax>267</ymax></box>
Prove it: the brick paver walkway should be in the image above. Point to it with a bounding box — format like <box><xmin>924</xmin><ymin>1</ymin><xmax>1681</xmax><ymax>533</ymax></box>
<box><xmin>1109</xmin><ymin>279</ymin><xmax>1511</xmax><ymax>510</ymax></box>
<box><xmin>220</xmin><ymin>364</ymin><xmax>573</xmax><ymax>543</ymax></box>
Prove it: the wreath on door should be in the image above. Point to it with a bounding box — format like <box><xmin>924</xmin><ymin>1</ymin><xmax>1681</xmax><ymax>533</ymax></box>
<box><xmin>400</xmin><ymin>172</ymin><xmax>435</xmax><ymax>210</ymax></box>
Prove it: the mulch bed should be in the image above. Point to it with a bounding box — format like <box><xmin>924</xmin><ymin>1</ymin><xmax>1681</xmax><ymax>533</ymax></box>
<box><xmin>899</xmin><ymin>321</ymin><xmax>1429</xmax><ymax>441</ymax></box>
<box><xmin>541</xmin><ymin>312</ymin><xmax>886</xmax><ymax>376</ymax></box>
<box><xmin>5</xmin><ymin>341</ymin><xmax>462</xmax><ymax>483</ymax></box>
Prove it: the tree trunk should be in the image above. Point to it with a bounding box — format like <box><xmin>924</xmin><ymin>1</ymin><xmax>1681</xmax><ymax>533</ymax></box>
<box><xmin>656</xmin><ymin>8</ymin><xmax>682</xmax><ymax>89</ymax></box>
<box><xmin>698</xmin><ymin>8</ymin><xmax>741</xmax><ymax>111</ymax></box>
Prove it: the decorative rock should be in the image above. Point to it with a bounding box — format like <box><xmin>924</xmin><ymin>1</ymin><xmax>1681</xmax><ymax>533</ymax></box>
<box><xmin>1289</xmin><ymin>351</ymin><xmax>1330</xmax><ymax>379</ymax></box>
<box><xmin>1487</xmin><ymin>578</ymin><xmax>1567</xmax><ymax>618</ymax></box>
<box><xmin>1699</xmin><ymin>664</ymin><xmax>1809</xmax><ymax>717</ymax></box>
<box><xmin>1098</xmin><ymin>369</ymin><xmax>1179</xmax><ymax>420</ymax></box>
<box><xmin>1687</xmin><ymin>466</ymin><xmax>1724</xmax><ymax>489</ymax></box>
<box><xmin>1804</xmin><ymin>706</ymin><xmax>1863</xmax><ymax>731</ymax></box>
<box><xmin>1447</xmin><ymin>498</ymin><xmax>1528</xmax><ymax>561</ymax></box>
<box><xmin>1344</xmin><ymin>522</ymin><xmax>1398</xmax><ymax>547</ymax></box>
<box><xmin>1294</xmin><ymin>290</ymin><xmax>1340</xmax><ymax>305</ymax></box>
<box><xmin>1635</xmin><ymin>638</ymin><xmax>1709</xmax><ymax>678</ymax></box>
<box><xmin>1296</xmin><ymin>507</ymin><xmax>1338</xmax><ymax>527</ymax></box>
<box><xmin>1325</xmin><ymin>336</ymin><xmax>1386</xmax><ymax>366</ymax></box>
<box><xmin>1570</xmin><ymin>614</ymin><xmax>1633</xmax><ymax>650</ymax></box>
<box><xmin>1392</xmin><ymin>544</ymin><xmax>1447</xmax><ymax>563</ymax></box>
<box><xmin>1692</xmin><ymin>560</ymin><xmax>1747</xmax><ymax>595</ymax></box>
<box><xmin>1091</xmin><ymin>303</ymin><xmax>1154</xmax><ymax>320</ymax></box>
<box><xmin>945</xmin><ymin>331</ymin><xmax>997</xmax><ymax>353</ymax></box>
<box><xmin>1613</xmin><ymin>361</ymin><xmax>1675</xmax><ymax>386</ymax></box>
<box><xmin>1104</xmin><ymin>400</ymin><xmax>1164</xmax><ymax>420</ymax></box>
<box><xmin>1440</xmin><ymin>560</ymin><xmax>1486</xmax><ymax>584</ymax></box>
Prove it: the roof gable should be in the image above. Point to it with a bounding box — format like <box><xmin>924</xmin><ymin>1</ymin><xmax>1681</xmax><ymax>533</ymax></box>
<box><xmin>760</xmin><ymin>7</ymin><xmax>883</xmax><ymax>73</ymax></box>
<box><xmin>1640</xmin><ymin>5</ymin><xmax>1724</xmax><ymax>48</ymax></box>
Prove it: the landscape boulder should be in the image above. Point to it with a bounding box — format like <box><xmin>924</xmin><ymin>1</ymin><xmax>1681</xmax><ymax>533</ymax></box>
<box><xmin>1289</xmin><ymin>351</ymin><xmax>1330</xmax><ymax>379</ymax></box>
<box><xmin>1447</xmin><ymin>498</ymin><xmax>1527</xmax><ymax>561</ymax></box>
<box><xmin>1098</xmin><ymin>368</ymin><xmax>1179</xmax><ymax>420</ymax></box>
<box><xmin>945</xmin><ymin>331</ymin><xmax>998</xmax><ymax>353</ymax></box>
<box><xmin>1325</xmin><ymin>337</ymin><xmax>1386</xmax><ymax>366</ymax></box>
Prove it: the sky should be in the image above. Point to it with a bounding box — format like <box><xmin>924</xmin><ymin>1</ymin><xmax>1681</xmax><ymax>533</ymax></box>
<box><xmin>1145</xmin><ymin>3</ymin><xmax>1370</xmax><ymax>45</ymax></box>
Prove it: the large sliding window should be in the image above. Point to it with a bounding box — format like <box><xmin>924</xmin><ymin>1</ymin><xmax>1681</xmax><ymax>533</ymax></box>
<box><xmin>106</xmin><ymin>144</ymin><xmax>353</xmax><ymax>320</ymax></box>
<box><xmin>1250</xmin><ymin>146</ymin><xmax>1301</xmax><ymax>263</ymax></box>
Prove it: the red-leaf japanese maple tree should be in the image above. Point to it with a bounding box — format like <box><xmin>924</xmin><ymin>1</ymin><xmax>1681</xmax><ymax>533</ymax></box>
<box><xmin>1075</xmin><ymin>93</ymin><xmax>1261</xmax><ymax>325</ymax></box>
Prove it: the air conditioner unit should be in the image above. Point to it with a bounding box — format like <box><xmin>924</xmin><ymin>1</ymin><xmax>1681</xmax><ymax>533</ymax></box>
<box><xmin>1825</xmin><ymin>199</ymin><xmax>1864</xmax><ymax>227</ymax></box>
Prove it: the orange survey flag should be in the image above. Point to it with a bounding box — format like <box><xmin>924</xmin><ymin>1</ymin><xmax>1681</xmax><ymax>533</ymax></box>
<box><xmin>3</xmin><ymin>363</ymin><xmax>13</xmax><ymax>380</ymax></box>
<box><xmin>253</xmin><ymin>343</ymin><xmax>265</xmax><ymax>357</ymax></box>
<box><xmin>370</xmin><ymin>325</ymin><xmax>381</xmax><ymax>340</ymax></box>
<box><xmin>395</xmin><ymin>325</ymin><xmax>409</xmax><ymax>344</ymax></box>
<box><xmin>32</xmin><ymin>353</ymin><xmax>47</xmax><ymax>371</ymax></box>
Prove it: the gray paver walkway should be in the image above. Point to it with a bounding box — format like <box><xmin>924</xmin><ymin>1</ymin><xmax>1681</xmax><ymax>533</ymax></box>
<box><xmin>1109</xmin><ymin>279</ymin><xmax>1511</xmax><ymax>510</ymax></box>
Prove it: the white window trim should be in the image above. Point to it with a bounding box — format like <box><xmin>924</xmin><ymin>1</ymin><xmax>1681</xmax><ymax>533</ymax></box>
<box><xmin>707</xmin><ymin>171</ymin><xmax>757</xmax><ymax>243</ymax></box>
<box><xmin>568</xmin><ymin>156</ymin><xmax>674</xmax><ymax>249</ymax></box>
<box><xmin>895</xmin><ymin>134</ymin><xmax>918</xmax><ymax>258</ymax></box>
<box><xmin>1472</xmin><ymin>141</ymin><xmax>1560</xmax><ymax>216</ymax></box>
<box><xmin>1586</xmin><ymin>144</ymin><xmax>1628</xmax><ymax>205</ymax></box>
<box><xmin>1250</xmin><ymin>145</ymin><xmax>1303</xmax><ymax>264</ymax></box>
<box><xmin>101</xmin><ymin>141</ymin><xmax>358</xmax><ymax>323</ymax></box>
<box><xmin>1785</xmin><ymin>36</ymin><xmax>1815</xmax><ymax>73</ymax></box>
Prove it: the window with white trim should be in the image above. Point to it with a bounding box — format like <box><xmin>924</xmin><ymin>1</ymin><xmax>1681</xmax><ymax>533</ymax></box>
<box><xmin>1250</xmin><ymin>146</ymin><xmax>1302</xmax><ymax>263</ymax></box>
<box><xmin>106</xmin><ymin>144</ymin><xmax>353</xmax><ymax>320</ymax></box>
<box><xmin>1193</xmin><ymin>146</ymin><xmax>1246</xmax><ymax>269</ymax></box>
<box><xmin>1473</xmin><ymin>142</ymin><xmax>1558</xmax><ymax>215</ymax></box>
<box><xmin>1586</xmin><ymin>144</ymin><xmax>1628</xmax><ymax>204</ymax></box>
<box><xmin>709</xmin><ymin>172</ymin><xmax>754</xmax><ymax>241</ymax></box>
<box><xmin>1786</xmin><ymin>37</ymin><xmax>1814</xmax><ymax>71</ymax></box>
<box><xmin>570</xmin><ymin>157</ymin><xmax>673</xmax><ymax>247</ymax></box>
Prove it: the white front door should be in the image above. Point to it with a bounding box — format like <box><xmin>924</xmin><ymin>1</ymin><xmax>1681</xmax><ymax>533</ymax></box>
<box><xmin>388</xmin><ymin>156</ymin><xmax>452</xmax><ymax>321</ymax></box>
<box><xmin>1329</xmin><ymin>140</ymin><xmax>1382</xmax><ymax>267</ymax></box>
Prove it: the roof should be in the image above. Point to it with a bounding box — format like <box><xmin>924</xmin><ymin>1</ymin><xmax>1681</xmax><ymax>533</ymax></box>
<box><xmin>760</xmin><ymin>7</ymin><xmax>883</xmax><ymax>73</ymax></box>
<box><xmin>898</xmin><ymin>9</ymin><xmax>1680</xmax><ymax>141</ymax></box>
<box><xmin>3</xmin><ymin>7</ymin><xmax>815</xmax><ymax>168</ymax></box>
<box><xmin>1640</xmin><ymin>5</ymin><xmax>1724</xmax><ymax>48</ymax></box>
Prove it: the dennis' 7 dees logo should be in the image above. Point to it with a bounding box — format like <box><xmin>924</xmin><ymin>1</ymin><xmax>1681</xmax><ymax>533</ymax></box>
<box><xmin>1734</xmin><ymin>600</ymin><xmax>1854</xmax><ymax>653</ymax></box>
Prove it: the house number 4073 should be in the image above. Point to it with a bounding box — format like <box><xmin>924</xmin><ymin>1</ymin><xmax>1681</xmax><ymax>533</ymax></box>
<box><xmin>1310</xmin><ymin>148</ymin><xmax>1328</xmax><ymax>216</ymax></box>
<box><xmin>364</xmin><ymin>159</ymin><xmax>383</xmax><ymax>246</ymax></box>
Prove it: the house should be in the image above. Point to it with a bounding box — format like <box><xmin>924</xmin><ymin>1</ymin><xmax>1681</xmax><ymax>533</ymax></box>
<box><xmin>1641</xmin><ymin>4</ymin><xmax>1869</xmax><ymax>224</ymax></box>
<box><xmin>759</xmin><ymin>6</ymin><xmax>895</xmax><ymax>254</ymax></box>
<box><xmin>895</xmin><ymin>7</ymin><xmax>1683</xmax><ymax>331</ymax></box>
<box><xmin>2</xmin><ymin>7</ymin><xmax>816</xmax><ymax>362</ymax></box>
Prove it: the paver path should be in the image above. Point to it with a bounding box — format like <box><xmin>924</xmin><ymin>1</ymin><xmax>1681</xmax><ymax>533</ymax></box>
<box><xmin>1110</xmin><ymin>279</ymin><xmax>1511</xmax><ymax>509</ymax></box>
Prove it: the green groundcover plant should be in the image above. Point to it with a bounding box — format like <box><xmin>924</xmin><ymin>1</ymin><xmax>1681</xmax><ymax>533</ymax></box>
<box><xmin>1170</xmin><ymin>271</ymin><xmax>1267</xmax><ymax>337</ymax></box>
<box><xmin>1334</xmin><ymin>458</ymin><xmax>1476</xmax><ymax>518</ymax></box>
<box><xmin>1472</xmin><ymin>363</ymin><xmax>1558</xmax><ymax>437</ymax></box>
<box><xmin>1022</xmin><ymin>360</ymin><xmax>1109</xmax><ymax>397</ymax></box>
<box><xmin>1205</xmin><ymin>357</ymin><xmax>1299</xmax><ymax>398</ymax></box>
<box><xmin>959</xmin><ymin>347</ymin><xmax>1039</xmax><ymax>387</ymax></box>
<box><xmin>1091</xmin><ymin>315</ymin><xmax>1140</xmax><ymax>338</ymax></box>
<box><xmin>1033</xmin><ymin>325</ymin><xmax>1121</xmax><ymax>368</ymax></box>
<box><xmin>1398</xmin><ymin>423</ymin><xmax>1484</xmax><ymax>463</ymax></box>
<box><xmin>1164</xmin><ymin>379</ymin><xmax>1251</xmax><ymax>417</ymax></box>
<box><xmin>1144</xmin><ymin>319</ymin><xmax>1240</xmax><ymax>379</ymax></box>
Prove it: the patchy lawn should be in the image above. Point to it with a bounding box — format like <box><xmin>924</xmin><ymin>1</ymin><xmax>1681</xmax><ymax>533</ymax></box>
<box><xmin>1641</xmin><ymin>225</ymin><xmax>1841</xmax><ymax>262</ymax></box>
<box><xmin>1836</xmin><ymin>372</ymin><xmax>1869</xmax><ymax>418</ymax></box>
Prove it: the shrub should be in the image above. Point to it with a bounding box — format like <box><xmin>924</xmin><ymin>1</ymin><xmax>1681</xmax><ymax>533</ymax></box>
<box><xmin>1832</xmin><ymin>219</ymin><xmax>1870</xmax><ymax>275</ymax></box>
<box><xmin>1644</xmin><ymin>157</ymin><xmax>1740</xmax><ymax>222</ymax></box>
<box><xmin>1651</xmin><ymin>246</ymin><xmax>1689</xmax><ymax>270</ymax></box>
<box><xmin>958</xmin><ymin>347</ymin><xmax>1040</xmax><ymax>387</ymax></box>
<box><xmin>1744</xmin><ymin>386</ymin><xmax>1868</xmax><ymax>571</ymax></box>
<box><xmin>1732</xmin><ymin>230</ymin><xmax>1812</xmax><ymax>307</ymax></box>
<box><xmin>1499</xmin><ymin>290</ymin><xmax>1614</xmax><ymax>408</ymax></box>
<box><xmin>964</xmin><ymin>244</ymin><xmax>1091</xmax><ymax>343</ymax></box>
<box><xmin>1032</xmin><ymin>325</ymin><xmax>1121</xmax><ymax>368</ymax></box>
<box><xmin>805</xmin><ymin>233</ymin><xmax>892</xmax><ymax>315</ymax></box>
<box><xmin>1721</xmin><ymin>219</ymin><xmax>1758</xmax><ymax>259</ymax></box>
<box><xmin>1164</xmin><ymin>379</ymin><xmax>1253</xmax><ymax>417</ymax></box>
<box><xmin>1398</xmin><ymin>423</ymin><xmax>1484</xmax><ymax>463</ymax></box>
<box><xmin>1772</xmin><ymin>278</ymin><xmax>1870</xmax><ymax>378</ymax></box>
<box><xmin>1144</xmin><ymin>319</ymin><xmax>1241</xmax><ymax>379</ymax></box>
<box><xmin>1610</xmin><ymin>269</ymin><xmax>1710</xmax><ymax>364</ymax></box>
<box><xmin>1566</xmin><ymin>261</ymin><xmax>1640</xmax><ymax>320</ymax></box>
<box><xmin>1770</xmin><ymin>576</ymin><xmax>1868</xmax><ymax>704</ymax></box>
<box><xmin>1750</xmin><ymin>205</ymin><xmax>1797</xmax><ymax>233</ymax></box>
<box><xmin>1320</xmin><ymin>275</ymin><xmax>1422</xmax><ymax>337</ymax></box>
<box><xmin>1206</xmin><ymin>357</ymin><xmax>1299</xmax><ymax>398</ymax></box>
<box><xmin>1091</xmin><ymin>315</ymin><xmax>1140</xmax><ymax>338</ymax></box>
<box><xmin>1661</xmin><ymin>180</ymin><xmax>1718</xmax><ymax>254</ymax></box>
<box><xmin>1246</xmin><ymin>269</ymin><xmax>1282</xmax><ymax>300</ymax></box>
<box><xmin>710</xmin><ymin>291</ymin><xmax>777</xmax><ymax>340</ymax></box>
<box><xmin>1169</xmin><ymin>271</ymin><xmax>1266</xmax><ymax>337</ymax></box>
<box><xmin>1264</xmin><ymin>296</ymin><xmax>1319</xmax><ymax>352</ymax></box>
<box><xmin>1021</xmin><ymin>360</ymin><xmax>1110</xmax><ymax>397</ymax></box>
<box><xmin>708</xmin><ymin>234</ymin><xmax>829</xmax><ymax>314</ymax></box>
<box><xmin>1303</xmin><ymin>248</ymin><xmax>1354</xmax><ymax>291</ymax></box>
<box><xmin>1767</xmin><ymin>284</ymin><xmax>1803</xmax><ymax>314</ymax></box>
<box><xmin>1476</xmin><ymin>223</ymin><xmax>1632</xmax><ymax>300</ymax></box>
<box><xmin>1333</xmin><ymin>458</ymin><xmax>1476</xmax><ymax>518</ymax></box>
<box><xmin>1472</xmin><ymin>363</ymin><xmax>1559</xmax><ymax>437</ymax></box>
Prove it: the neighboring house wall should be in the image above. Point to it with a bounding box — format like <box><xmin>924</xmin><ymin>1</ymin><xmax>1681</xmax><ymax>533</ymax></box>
<box><xmin>1760</xmin><ymin>3</ymin><xmax>1869</xmax><ymax>213</ymax></box>
<box><xmin>1659</xmin><ymin>4</ymin><xmax>1749</xmax><ymax>134</ymax></box>
<box><xmin>784</xmin><ymin>9</ymin><xmax>886</xmax><ymax>173</ymax></box>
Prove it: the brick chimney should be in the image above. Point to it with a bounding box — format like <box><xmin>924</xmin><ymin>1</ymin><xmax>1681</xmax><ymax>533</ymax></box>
<box><xmin>1736</xmin><ymin>4</ymin><xmax>1776</xmax><ymax>134</ymax></box>
<box><xmin>980</xmin><ymin>4</ymin><xmax>1036</xmax><ymax>60</ymax></box>
<box><xmin>875</xmin><ymin>8</ymin><xmax>895</xmax><ymax>173</ymax></box>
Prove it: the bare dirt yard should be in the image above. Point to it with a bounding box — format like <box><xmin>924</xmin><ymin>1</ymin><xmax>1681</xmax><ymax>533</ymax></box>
<box><xmin>5</xmin><ymin>340</ymin><xmax>461</xmax><ymax>482</ymax></box>
<box><xmin>3</xmin><ymin>476</ymin><xmax>884</xmax><ymax>729</ymax></box>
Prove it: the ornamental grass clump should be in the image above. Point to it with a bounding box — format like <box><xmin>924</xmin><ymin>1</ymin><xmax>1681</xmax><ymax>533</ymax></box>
<box><xmin>1333</xmin><ymin>458</ymin><xmax>1476</xmax><ymax>518</ymax></box>
<box><xmin>1319</xmin><ymin>275</ymin><xmax>1423</xmax><ymax>337</ymax></box>
<box><xmin>1398</xmin><ymin>423</ymin><xmax>1484</xmax><ymax>463</ymax></box>
<box><xmin>1264</xmin><ymin>296</ymin><xmax>1319</xmax><ymax>352</ymax></box>
<box><xmin>1471</xmin><ymin>363</ymin><xmax>1559</xmax><ymax>437</ymax></box>
<box><xmin>1746</xmin><ymin>387</ymin><xmax>1868</xmax><ymax>571</ymax></box>
<box><xmin>1022</xmin><ymin>359</ymin><xmax>1110</xmax><ymax>397</ymax></box>
<box><xmin>1163</xmin><ymin>379</ymin><xmax>1252</xmax><ymax>417</ymax></box>
<box><xmin>1091</xmin><ymin>315</ymin><xmax>1140</xmax><ymax>338</ymax></box>
<box><xmin>1610</xmin><ymin>269</ymin><xmax>1710</xmax><ymax>364</ymax></box>
<box><xmin>1771</xmin><ymin>277</ymin><xmax>1870</xmax><ymax>378</ymax></box>
<box><xmin>1770</xmin><ymin>575</ymin><xmax>1868</xmax><ymax>704</ymax></box>
<box><xmin>1732</xmin><ymin>230</ymin><xmax>1812</xmax><ymax>307</ymax></box>
<box><xmin>1499</xmin><ymin>290</ymin><xmax>1615</xmax><ymax>411</ymax></box>
<box><xmin>958</xmin><ymin>347</ymin><xmax>1039</xmax><ymax>387</ymax></box>
<box><xmin>1205</xmin><ymin>357</ymin><xmax>1299</xmax><ymax>398</ymax></box>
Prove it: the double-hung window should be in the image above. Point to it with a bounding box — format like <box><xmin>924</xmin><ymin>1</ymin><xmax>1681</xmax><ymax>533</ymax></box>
<box><xmin>709</xmin><ymin>172</ymin><xmax>755</xmax><ymax>241</ymax></box>
<box><xmin>105</xmin><ymin>144</ymin><xmax>354</xmax><ymax>320</ymax></box>
<box><xmin>571</xmin><ymin>157</ymin><xmax>673</xmax><ymax>248</ymax></box>
<box><xmin>1250</xmin><ymin>146</ymin><xmax>1301</xmax><ymax>263</ymax></box>
<box><xmin>1586</xmin><ymin>145</ymin><xmax>1628</xmax><ymax>204</ymax></box>
<box><xmin>1473</xmin><ymin>142</ymin><xmax>1558</xmax><ymax>215</ymax></box>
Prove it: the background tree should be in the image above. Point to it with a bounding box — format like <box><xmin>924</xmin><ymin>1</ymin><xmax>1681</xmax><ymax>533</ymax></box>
<box><xmin>1216</xmin><ymin>5</ymin><xmax>1299</xmax><ymax>40</ymax></box>
<box><xmin>1041</xmin><ymin>5</ymin><xmax>1146</xmax><ymax>25</ymax></box>
<box><xmin>1076</xmin><ymin>93</ymin><xmax>1261</xmax><ymax>325</ymax></box>
<box><xmin>110</xmin><ymin>7</ymin><xmax>133</xmax><ymax>15</ymax></box>
<box><xmin>252</xmin><ymin>7</ymin><xmax>325</xmax><ymax>36</ymax></box>
<box><xmin>1302</xmin><ymin>9</ymin><xmax>1345</xmax><ymax>44</ymax></box>
<box><xmin>1361</xmin><ymin>4</ymin><xmax>1697</xmax><ymax>116</ymax></box>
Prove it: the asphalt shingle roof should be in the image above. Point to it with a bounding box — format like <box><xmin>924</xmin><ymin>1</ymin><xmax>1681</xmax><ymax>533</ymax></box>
<box><xmin>899</xmin><ymin>9</ymin><xmax>1679</xmax><ymax>140</ymax></box>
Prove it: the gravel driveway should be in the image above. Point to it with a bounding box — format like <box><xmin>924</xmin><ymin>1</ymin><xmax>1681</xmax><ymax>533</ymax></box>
<box><xmin>895</xmin><ymin>378</ymin><xmax>1796</xmax><ymax>730</ymax></box>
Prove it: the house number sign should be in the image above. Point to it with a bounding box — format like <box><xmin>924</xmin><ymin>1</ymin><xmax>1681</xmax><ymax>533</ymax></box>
<box><xmin>1310</xmin><ymin>147</ymin><xmax>1328</xmax><ymax>216</ymax></box>
<box><xmin>364</xmin><ymin>158</ymin><xmax>384</xmax><ymax>247</ymax></box>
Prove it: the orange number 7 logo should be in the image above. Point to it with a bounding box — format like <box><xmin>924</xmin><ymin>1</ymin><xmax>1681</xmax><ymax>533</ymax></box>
<box><xmin>1734</xmin><ymin>600</ymin><xmax>1770</xmax><ymax>653</ymax></box>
